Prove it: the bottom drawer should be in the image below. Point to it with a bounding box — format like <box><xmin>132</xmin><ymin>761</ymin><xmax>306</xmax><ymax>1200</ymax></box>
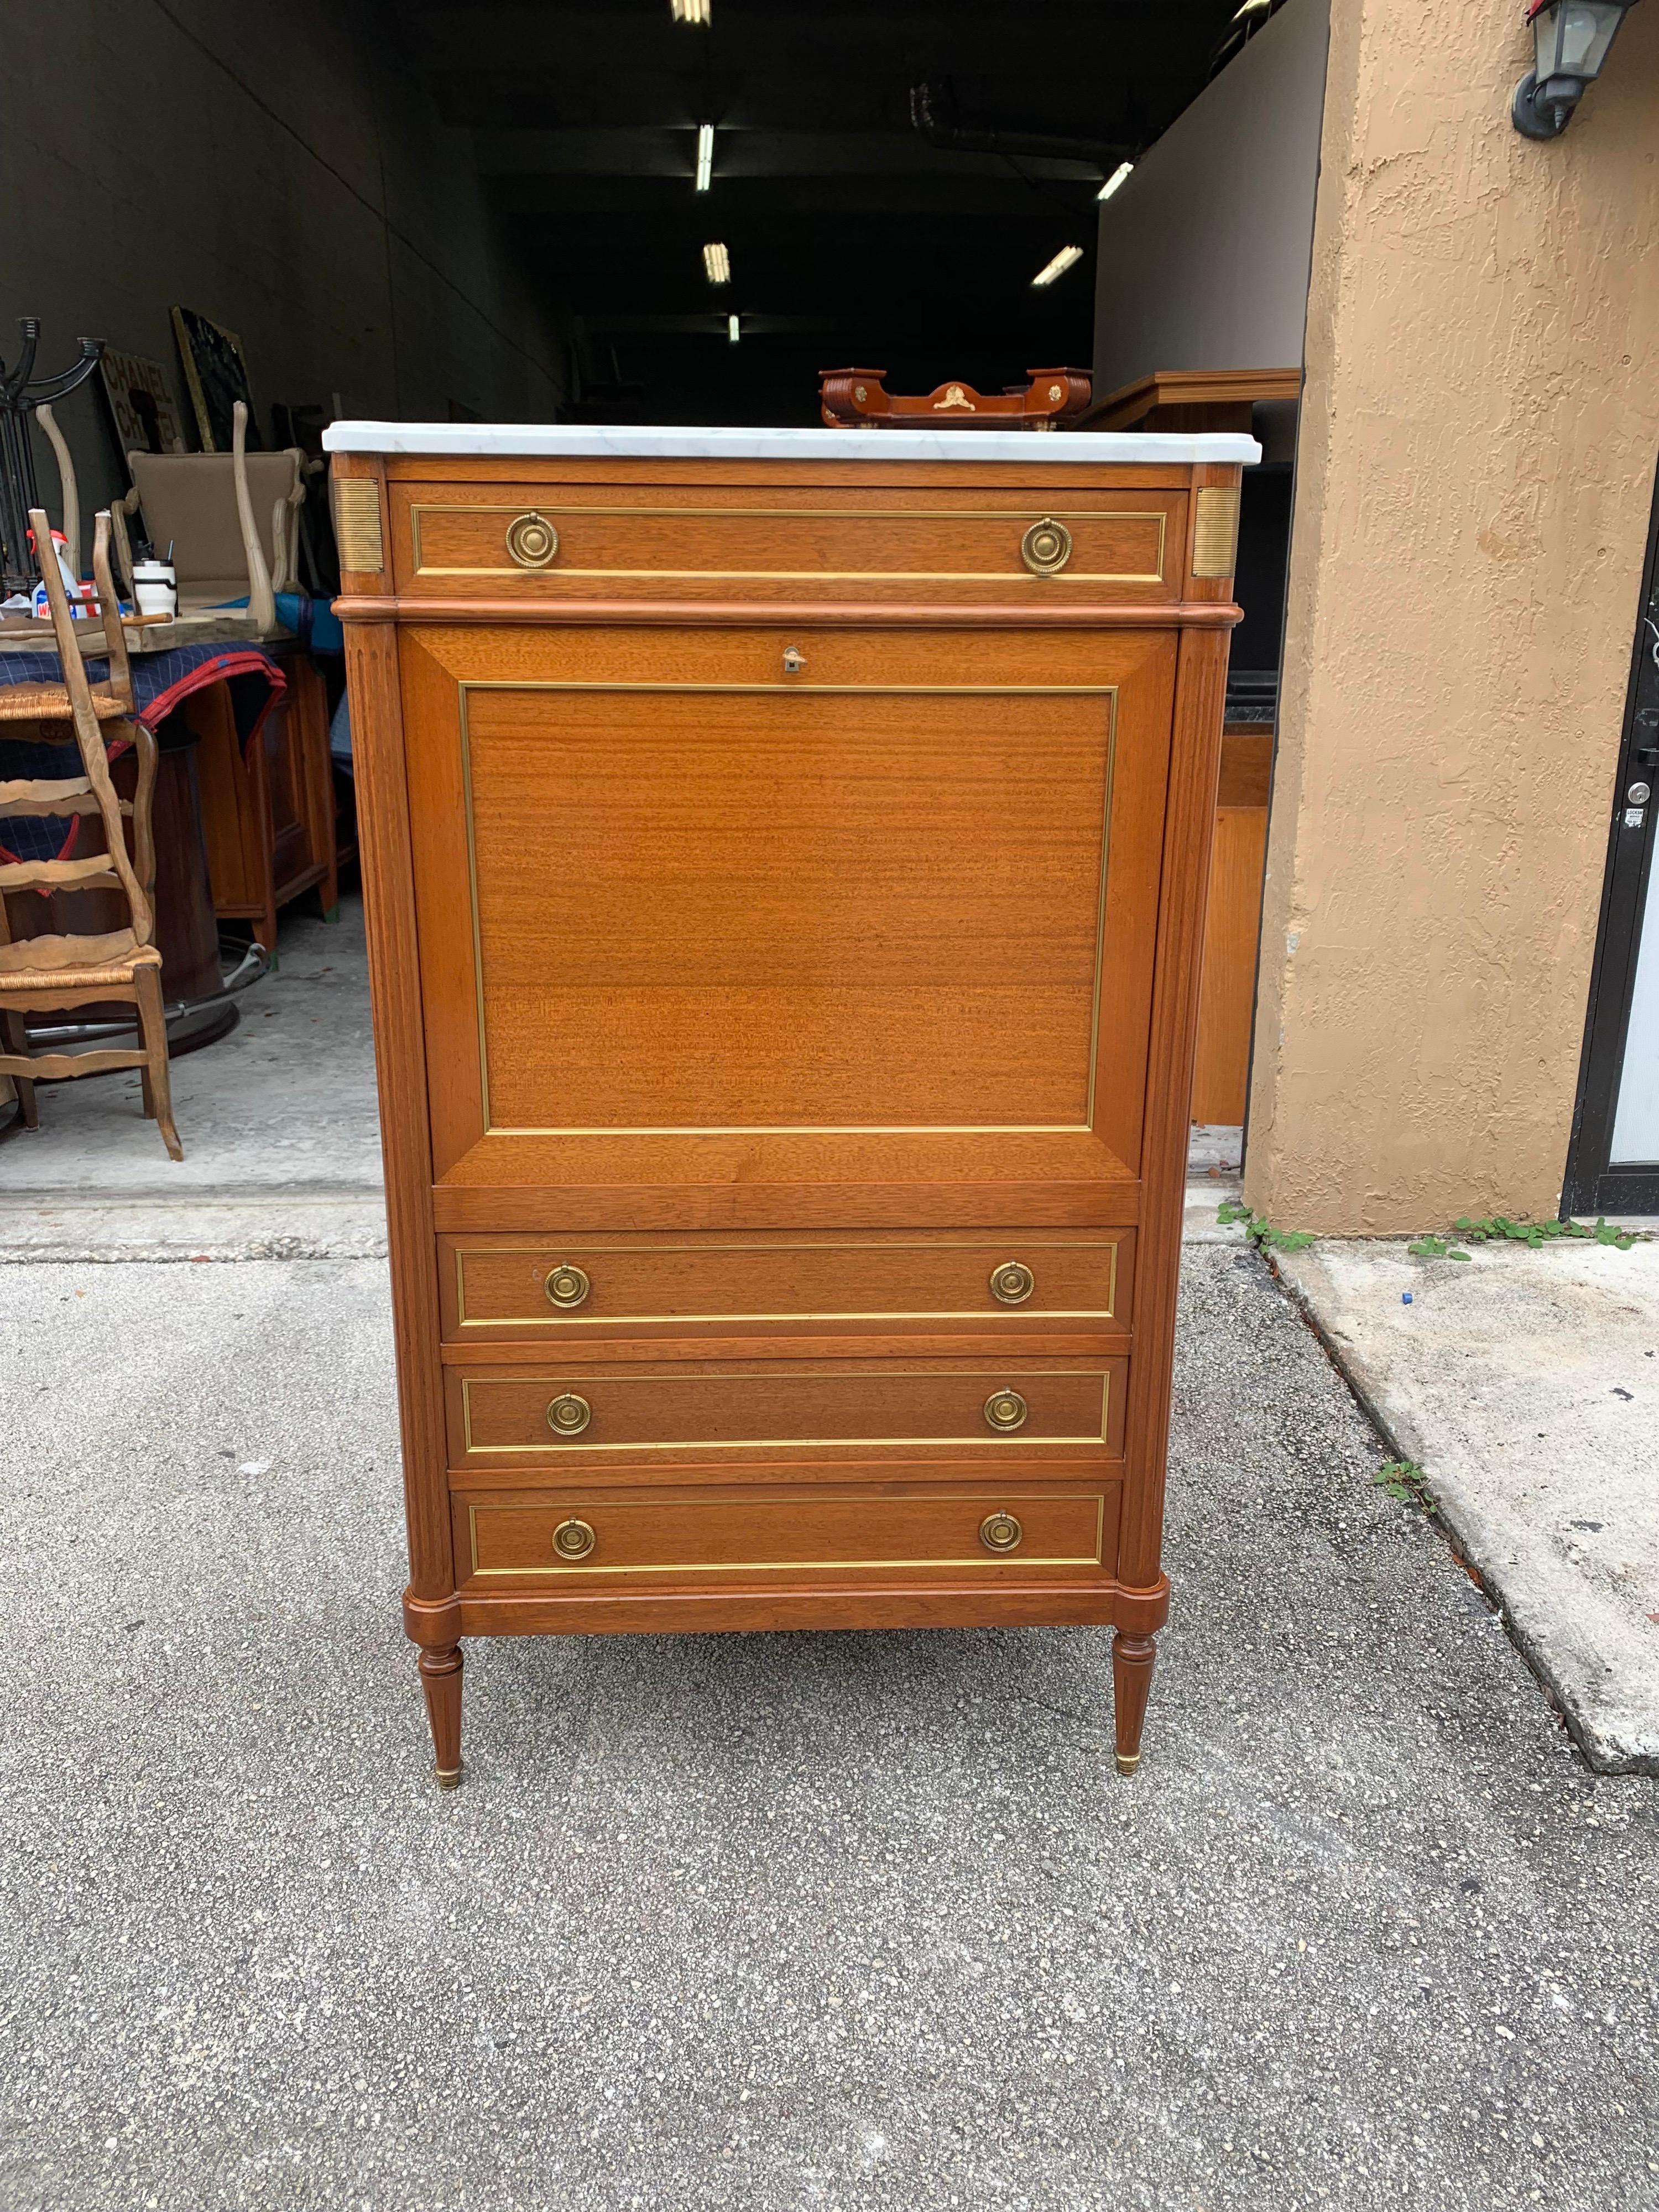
<box><xmin>455</xmin><ymin>1481</ymin><xmax>1116</xmax><ymax>1589</ymax></box>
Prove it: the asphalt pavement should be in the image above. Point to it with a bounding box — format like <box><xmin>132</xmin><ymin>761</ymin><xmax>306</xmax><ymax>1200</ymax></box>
<box><xmin>1</xmin><ymin>1243</ymin><xmax>1655</xmax><ymax>2211</ymax></box>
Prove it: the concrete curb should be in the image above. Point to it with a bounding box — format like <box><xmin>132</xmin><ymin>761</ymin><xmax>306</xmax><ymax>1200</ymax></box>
<box><xmin>0</xmin><ymin>1176</ymin><xmax>1246</xmax><ymax>1266</ymax></box>
<box><xmin>1275</xmin><ymin>1242</ymin><xmax>1659</xmax><ymax>1778</ymax></box>
<box><xmin>0</xmin><ymin>1194</ymin><xmax>389</xmax><ymax>1264</ymax></box>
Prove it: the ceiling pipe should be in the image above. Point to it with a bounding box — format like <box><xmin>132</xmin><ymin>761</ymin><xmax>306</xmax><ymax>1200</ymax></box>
<box><xmin>909</xmin><ymin>79</ymin><xmax>1135</xmax><ymax>169</ymax></box>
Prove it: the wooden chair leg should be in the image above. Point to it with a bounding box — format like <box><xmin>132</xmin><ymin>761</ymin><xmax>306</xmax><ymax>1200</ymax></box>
<box><xmin>1</xmin><ymin>1012</ymin><xmax>39</xmax><ymax>1130</ymax></box>
<box><xmin>132</xmin><ymin>966</ymin><xmax>183</xmax><ymax>1161</ymax></box>
<box><xmin>418</xmin><ymin>1644</ymin><xmax>465</xmax><ymax>1789</ymax></box>
<box><xmin>1112</xmin><ymin>1630</ymin><xmax>1158</xmax><ymax>1776</ymax></box>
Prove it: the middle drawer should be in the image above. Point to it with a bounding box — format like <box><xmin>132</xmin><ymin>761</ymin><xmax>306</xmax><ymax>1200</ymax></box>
<box><xmin>448</xmin><ymin>1356</ymin><xmax>1126</xmax><ymax>1467</ymax></box>
<box><xmin>441</xmin><ymin>1230</ymin><xmax>1131</xmax><ymax>1340</ymax></box>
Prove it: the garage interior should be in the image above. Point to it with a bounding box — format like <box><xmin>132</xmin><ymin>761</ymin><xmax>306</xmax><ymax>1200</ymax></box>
<box><xmin>2</xmin><ymin>0</ymin><xmax>1324</xmax><ymax>1157</ymax></box>
<box><xmin>439</xmin><ymin>0</ymin><xmax>1256</xmax><ymax>424</ymax></box>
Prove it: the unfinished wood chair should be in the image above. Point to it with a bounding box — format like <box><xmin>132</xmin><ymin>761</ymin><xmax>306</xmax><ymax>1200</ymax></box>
<box><xmin>117</xmin><ymin>400</ymin><xmax>311</xmax><ymax>632</ymax></box>
<box><xmin>0</xmin><ymin>508</ymin><xmax>181</xmax><ymax>1158</ymax></box>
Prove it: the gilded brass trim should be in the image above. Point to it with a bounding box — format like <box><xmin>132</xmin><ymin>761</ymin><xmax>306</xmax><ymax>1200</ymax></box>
<box><xmin>454</xmin><ymin>1237</ymin><xmax>1121</xmax><ymax>1327</ymax></box>
<box><xmin>460</xmin><ymin>1368</ymin><xmax>1112</xmax><ymax>1454</ymax></box>
<box><xmin>457</xmin><ymin>682</ymin><xmax>1117</xmax><ymax>1138</ymax></box>
<box><xmin>466</xmin><ymin>1490</ymin><xmax>1107</xmax><ymax>1577</ymax></box>
<box><xmin>333</xmin><ymin>479</ymin><xmax>384</xmax><ymax>572</ymax></box>
<box><xmin>410</xmin><ymin>503</ymin><xmax>1167</xmax><ymax>586</ymax></box>
<box><xmin>1191</xmin><ymin>487</ymin><xmax>1242</xmax><ymax>579</ymax></box>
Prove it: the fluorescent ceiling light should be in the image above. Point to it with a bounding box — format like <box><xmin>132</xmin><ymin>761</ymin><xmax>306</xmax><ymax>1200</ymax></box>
<box><xmin>695</xmin><ymin>123</ymin><xmax>714</xmax><ymax>191</ymax></box>
<box><xmin>1031</xmin><ymin>244</ymin><xmax>1084</xmax><ymax>288</ymax></box>
<box><xmin>671</xmin><ymin>0</ymin><xmax>710</xmax><ymax>22</ymax></box>
<box><xmin>703</xmin><ymin>241</ymin><xmax>731</xmax><ymax>284</ymax></box>
<box><xmin>728</xmin><ymin>314</ymin><xmax>741</xmax><ymax>343</ymax></box>
<box><xmin>1097</xmin><ymin>161</ymin><xmax>1134</xmax><ymax>202</ymax></box>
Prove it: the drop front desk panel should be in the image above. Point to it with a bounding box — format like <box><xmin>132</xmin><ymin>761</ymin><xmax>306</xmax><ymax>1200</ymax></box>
<box><xmin>328</xmin><ymin>425</ymin><xmax>1250</xmax><ymax>1786</ymax></box>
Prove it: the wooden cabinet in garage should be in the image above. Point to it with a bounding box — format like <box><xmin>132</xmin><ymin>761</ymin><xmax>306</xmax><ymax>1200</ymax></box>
<box><xmin>328</xmin><ymin>419</ymin><xmax>1255</xmax><ymax>1786</ymax></box>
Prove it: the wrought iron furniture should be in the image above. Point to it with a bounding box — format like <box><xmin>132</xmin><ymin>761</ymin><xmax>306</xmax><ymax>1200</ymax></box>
<box><xmin>0</xmin><ymin>320</ymin><xmax>102</xmax><ymax>601</ymax></box>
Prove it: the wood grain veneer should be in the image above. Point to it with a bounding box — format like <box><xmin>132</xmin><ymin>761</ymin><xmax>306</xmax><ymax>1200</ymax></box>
<box><xmin>455</xmin><ymin>1480</ymin><xmax>1117</xmax><ymax>1589</ymax></box>
<box><xmin>447</xmin><ymin>1355</ymin><xmax>1127</xmax><ymax>1464</ymax></box>
<box><xmin>440</xmin><ymin>1227</ymin><xmax>1130</xmax><ymax>1339</ymax></box>
<box><xmin>335</xmin><ymin>440</ymin><xmax>1242</xmax><ymax>1785</ymax></box>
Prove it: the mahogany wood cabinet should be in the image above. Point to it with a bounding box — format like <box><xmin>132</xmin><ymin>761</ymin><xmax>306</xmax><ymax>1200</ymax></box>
<box><xmin>325</xmin><ymin>422</ymin><xmax>1255</xmax><ymax>1787</ymax></box>
<box><xmin>188</xmin><ymin>648</ymin><xmax>338</xmax><ymax>953</ymax></box>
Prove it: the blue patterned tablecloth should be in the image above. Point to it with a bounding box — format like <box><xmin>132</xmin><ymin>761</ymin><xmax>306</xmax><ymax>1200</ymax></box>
<box><xmin>0</xmin><ymin>641</ymin><xmax>285</xmax><ymax>869</ymax></box>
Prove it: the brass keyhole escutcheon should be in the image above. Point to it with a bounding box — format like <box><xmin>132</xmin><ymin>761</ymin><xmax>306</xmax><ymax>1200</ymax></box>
<box><xmin>552</xmin><ymin>1517</ymin><xmax>597</xmax><ymax>1561</ymax></box>
<box><xmin>544</xmin><ymin>1264</ymin><xmax>591</xmax><ymax>1310</ymax></box>
<box><xmin>989</xmin><ymin>1261</ymin><xmax>1035</xmax><ymax>1306</ymax></box>
<box><xmin>984</xmin><ymin>1389</ymin><xmax>1028</xmax><ymax>1433</ymax></box>
<box><xmin>979</xmin><ymin>1510</ymin><xmax>1024</xmax><ymax>1554</ymax></box>
<box><xmin>546</xmin><ymin>1392</ymin><xmax>592</xmax><ymax>1437</ymax></box>
<box><xmin>782</xmin><ymin>645</ymin><xmax>807</xmax><ymax>674</ymax></box>
<box><xmin>1020</xmin><ymin>517</ymin><xmax>1072</xmax><ymax>577</ymax></box>
<box><xmin>505</xmin><ymin>510</ymin><xmax>560</xmax><ymax>568</ymax></box>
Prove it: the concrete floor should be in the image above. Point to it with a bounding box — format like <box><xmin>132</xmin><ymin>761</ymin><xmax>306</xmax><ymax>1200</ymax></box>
<box><xmin>1279</xmin><ymin>1239</ymin><xmax>1659</xmax><ymax>1775</ymax></box>
<box><xmin>0</xmin><ymin>895</ymin><xmax>383</xmax><ymax>1260</ymax></box>
<box><xmin>3</xmin><ymin>1245</ymin><xmax>1657</xmax><ymax>2212</ymax></box>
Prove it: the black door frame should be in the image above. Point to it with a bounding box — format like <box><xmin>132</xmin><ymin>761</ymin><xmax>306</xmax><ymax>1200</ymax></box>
<box><xmin>1563</xmin><ymin>456</ymin><xmax>1659</xmax><ymax>1216</ymax></box>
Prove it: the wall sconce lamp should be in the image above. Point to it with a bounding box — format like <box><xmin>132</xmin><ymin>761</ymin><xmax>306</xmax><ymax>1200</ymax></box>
<box><xmin>1513</xmin><ymin>0</ymin><xmax>1639</xmax><ymax>138</ymax></box>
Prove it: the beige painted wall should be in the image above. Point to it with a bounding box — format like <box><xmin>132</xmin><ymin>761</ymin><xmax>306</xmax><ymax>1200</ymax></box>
<box><xmin>1245</xmin><ymin>0</ymin><xmax>1659</xmax><ymax>1233</ymax></box>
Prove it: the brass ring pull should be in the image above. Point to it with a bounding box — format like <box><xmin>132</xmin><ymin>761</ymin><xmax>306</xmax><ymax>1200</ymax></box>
<box><xmin>552</xmin><ymin>1517</ymin><xmax>596</xmax><ymax>1561</ymax></box>
<box><xmin>989</xmin><ymin>1261</ymin><xmax>1035</xmax><ymax>1306</ymax></box>
<box><xmin>546</xmin><ymin>1392</ymin><xmax>592</xmax><ymax>1437</ymax></box>
<box><xmin>984</xmin><ymin>1389</ymin><xmax>1028</xmax><ymax>1433</ymax></box>
<box><xmin>544</xmin><ymin>1264</ymin><xmax>591</xmax><ymax>1310</ymax></box>
<box><xmin>505</xmin><ymin>510</ymin><xmax>560</xmax><ymax>568</ymax></box>
<box><xmin>1021</xmin><ymin>517</ymin><xmax>1072</xmax><ymax>576</ymax></box>
<box><xmin>979</xmin><ymin>1510</ymin><xmax>1024</xmax><ymax>1553</ymax></box>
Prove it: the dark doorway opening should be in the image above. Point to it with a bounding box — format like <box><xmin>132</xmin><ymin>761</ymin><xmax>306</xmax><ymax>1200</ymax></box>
<box><xmin>1564</xmin><ymin>455</ymin><xmax>1659</xmax><ymax>1216</ymax></box>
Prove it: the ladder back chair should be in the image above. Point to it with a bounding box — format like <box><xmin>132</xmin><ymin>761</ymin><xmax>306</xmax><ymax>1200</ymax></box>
<box><xmin>0</xmin><ymin>508</ymin><xmax>182</xmax><ymax>1158</ymax></box>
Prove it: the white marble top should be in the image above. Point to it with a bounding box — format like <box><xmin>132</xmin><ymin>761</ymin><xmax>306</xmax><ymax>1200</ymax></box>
<box><xmin>321</xmin><ymin>421</ymin><xmax>1260</xmax><ymax>465</ymax></box>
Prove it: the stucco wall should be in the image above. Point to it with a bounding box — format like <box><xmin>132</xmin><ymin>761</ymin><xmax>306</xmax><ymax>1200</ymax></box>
<box><xmin>1245</xmin><ymin>0</ymin><xmax>1659</xmax><ymax>1234</ymax></box>
<box><xmin>1092</xmin><ymin>0</ymin><xmax>1329</xmax><ymax>394</ymax></box>
<box><xmin>0</xmin><ymin>0</ymin><xmax>567</xmax><ymax>545</ymax></box>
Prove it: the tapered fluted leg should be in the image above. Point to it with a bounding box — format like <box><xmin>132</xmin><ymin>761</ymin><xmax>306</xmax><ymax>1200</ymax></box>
<box><xmin>418</xmin><ymin>1643</ymin><xmax>464</xmax><ymax>1788</ymax></box>
<box><xmin>1112</xmin><ymin>1630</ymin><xmax>1157</xmax><ymax>1775</ymax></box>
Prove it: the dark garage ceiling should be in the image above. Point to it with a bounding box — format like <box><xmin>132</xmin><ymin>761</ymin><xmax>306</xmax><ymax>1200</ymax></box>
<box><xmin>415</xmin><ymin>0</ymin><xmax>1249</xmax><ymax>424</ymax></box>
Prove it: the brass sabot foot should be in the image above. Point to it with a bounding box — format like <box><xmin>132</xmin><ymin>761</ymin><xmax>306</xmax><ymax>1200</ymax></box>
<box><xmin>1115</xmin><ymin>1751</ymin><xmax>1141</xmax><ymax>1776</ymax></box>
<box><xmin>435</xmin><ymin>1765</ymin><xmax>463</xmax><ymax>1792</ymax></box>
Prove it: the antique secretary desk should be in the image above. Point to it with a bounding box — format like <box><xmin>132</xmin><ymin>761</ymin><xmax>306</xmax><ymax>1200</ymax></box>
<box><xmin>325</xmin><ymin>419</ymin><xmax>1255</xmax><ymax>1786</ymax></box>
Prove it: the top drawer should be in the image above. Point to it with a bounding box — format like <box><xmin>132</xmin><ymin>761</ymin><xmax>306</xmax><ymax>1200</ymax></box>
<box><xmin>388</xmin><ymin>484</ymin><xmax>1183</xmax><ymax>604</ymax></box>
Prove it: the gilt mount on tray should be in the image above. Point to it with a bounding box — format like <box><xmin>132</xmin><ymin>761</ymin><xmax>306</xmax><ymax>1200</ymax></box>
<box><xmin>820</xmin><ymin>366</ymin><xmax>1091</xmax><ymax>431</ymax></box>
